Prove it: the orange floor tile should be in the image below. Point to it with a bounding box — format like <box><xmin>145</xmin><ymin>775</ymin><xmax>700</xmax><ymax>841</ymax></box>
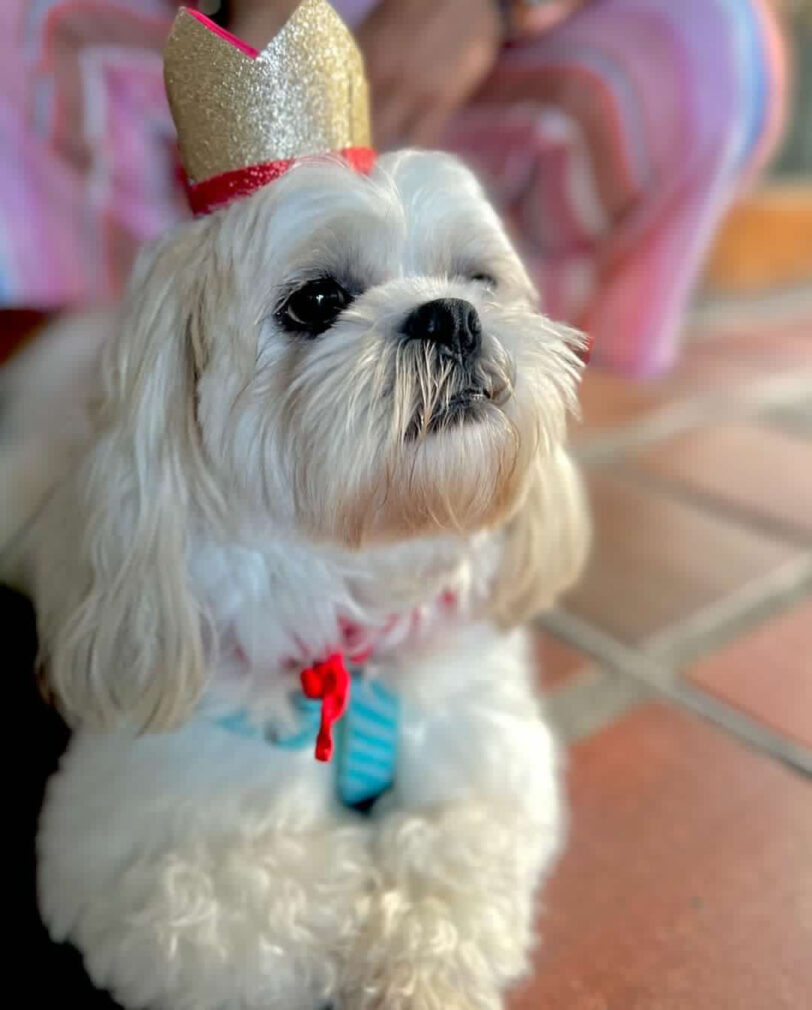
<box><xmin>510</xmin><ymin>703</ymin><xmax>812</xmax><ymax>1010</ymax></box>
<box><xmin>629</xmin><ymin>421</ymin><xmax>812</xmax><ymax>539</ymax></box>
<box><xmin>564</xmin><ymin>472</ymin><xmax>798</xmax><ymax>644</ymax></box>
<box><xmin>686</xmin><ymin>600</ymin><xmax>812</xmax><ymax>750</ymax></box>
<box><xmin>534</xmin><ymin>629</ymin><xmax>592</xmax><ymax>693</ymax></box>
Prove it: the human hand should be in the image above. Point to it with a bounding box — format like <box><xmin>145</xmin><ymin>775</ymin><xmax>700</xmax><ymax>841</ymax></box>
<box><xmin>356</xmin><ymin>0</ymin><xmax>503</xmax><ymax>150</ymax></box>
<box><xmin>514</xmin><ymin>0</ymin><xmax>589</xmax><ymax>34</ymax></box>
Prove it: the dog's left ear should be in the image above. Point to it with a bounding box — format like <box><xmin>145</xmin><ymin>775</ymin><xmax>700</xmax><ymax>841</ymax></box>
<box><xmin>36</xmin><ymin>221</ymin><xmax>225</xmax><ymax>731</ymax></box>
<box><xmin>487</xmin><ymin>446</ymin><xmax>591</xmax><ymax>628</ymax></box>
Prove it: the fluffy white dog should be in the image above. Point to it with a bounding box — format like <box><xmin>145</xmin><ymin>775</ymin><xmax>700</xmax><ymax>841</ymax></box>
<box><xmin>1</xmin><ymin>149</ymin><xmax>589</xmax><ymax>1009</ymax></box>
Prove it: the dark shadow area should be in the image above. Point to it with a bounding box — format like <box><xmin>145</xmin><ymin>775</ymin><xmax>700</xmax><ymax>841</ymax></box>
<box><xmin>5</xmin><ymin>584</ymin><xmax>122</xmax><ymax>1007</ymax></box>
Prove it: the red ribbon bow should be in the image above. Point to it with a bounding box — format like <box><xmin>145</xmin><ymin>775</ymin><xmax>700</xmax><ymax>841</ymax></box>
<box><xmin>300</xmin><ymin>652</ymin><xmax>351</xmax><ymax>762</ymax></box>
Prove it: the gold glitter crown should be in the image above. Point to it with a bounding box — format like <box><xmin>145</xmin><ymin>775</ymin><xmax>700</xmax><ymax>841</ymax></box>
<box><xmin>164</xmin><ymin>1</ymin><xmax>373</xmax><ymax>212</ymax></box>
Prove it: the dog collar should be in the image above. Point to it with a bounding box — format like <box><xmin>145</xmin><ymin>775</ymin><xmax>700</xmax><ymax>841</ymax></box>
<box><xmin>214</xmin><ymin>660</ymin><xmax>400</xmax><ymax>811</ymax></box>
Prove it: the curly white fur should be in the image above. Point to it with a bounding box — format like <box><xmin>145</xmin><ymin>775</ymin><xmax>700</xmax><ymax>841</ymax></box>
<box><xmin>2</xmin><ymin>150</ymin><xmax>588</xmax><ymax>1009</ymax></box>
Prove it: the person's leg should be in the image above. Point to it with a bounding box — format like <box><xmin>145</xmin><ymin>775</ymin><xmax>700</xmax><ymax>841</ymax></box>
<box><xmin>443</xmin><ymin>0</ymin><xmax>788</xmax><ymax>375</ymax></box>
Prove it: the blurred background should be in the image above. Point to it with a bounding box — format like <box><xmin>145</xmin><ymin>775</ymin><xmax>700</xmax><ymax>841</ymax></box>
<box><xmin>2</xmin><ymin>0</ymin><xmax>810</xmax><ymax>1007</ymax></box>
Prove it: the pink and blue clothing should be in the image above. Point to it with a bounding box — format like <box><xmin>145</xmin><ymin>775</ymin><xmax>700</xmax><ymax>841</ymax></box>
<box><xmin>0</xmin><ymin>0</ymin><xmax>787</xmax><ymax>374</ymax></box>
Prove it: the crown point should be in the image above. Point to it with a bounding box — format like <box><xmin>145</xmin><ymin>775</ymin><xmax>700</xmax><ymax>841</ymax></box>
<box><xmin>183</xmin><ymin>9</ymin><xmax>259</xmax><ymax>60</ymax></box>
<box><xmin>165</xmin><ymin>0</ymin><xmax>373</xmax><ymax>198</ymax></box>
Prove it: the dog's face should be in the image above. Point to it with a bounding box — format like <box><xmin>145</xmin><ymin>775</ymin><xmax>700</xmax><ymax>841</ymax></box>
<box><xmin>185</xmin><ymin>150</ymin><xmax>582</xmax><ymax>546</ymax></box>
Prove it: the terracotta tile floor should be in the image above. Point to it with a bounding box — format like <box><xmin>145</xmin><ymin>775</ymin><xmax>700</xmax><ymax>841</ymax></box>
<box><xmin>534</xmin><ymin>629</ymin><xmax>593</xmax><ymax>692</ymax></box>
<box><xmin>573</xmin><ymin>369</ymin><xmax>666</xmax><ymax>440</ymax></box>
<box><xmin>669</xmin><ymin>322</ymin><xmax>812</xmax><ymax>387</ymax></box>
<box><xmin>628</xmin><ymin>421</ymin><xmax>812</xmax><ymax>539</ymax></box>
<box><xmin>572</xmin><ymin>316</ymin><xmax>812</xmax><ymax>447</ymax></box>
<box><xmin>685</xmin><ymin>600</ymin><xmax>812</xmax><ymax>750</ymax></box>
<box><xmin>509</xmin><ymin>704</ymin><xmax>812</xmax><ymax>1010</ymax></box>
<box><xmin>528</xmin><ymin>304</ymin><xmax>812</xmax><ymax>1007</ymax></box>
<box><xmin>563</xmin><ymin>472</ymin><xmax>798</xmax><ymax>644</ymax></box>
<box><xmin>767</xmin><ymin>397</ymin><xmax>812</xmax><ymax>437</ymax></box>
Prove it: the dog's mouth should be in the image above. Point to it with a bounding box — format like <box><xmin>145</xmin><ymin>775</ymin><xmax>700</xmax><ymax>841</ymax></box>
<box><xmin>405</xmin><ymin>383</ymin><xmax>494</xmax><ymax>442</ymax></box>
<box><xmin>428</xmin><ymin>388</ymin><xmax>489</xmax><ymax>431</ymax></box>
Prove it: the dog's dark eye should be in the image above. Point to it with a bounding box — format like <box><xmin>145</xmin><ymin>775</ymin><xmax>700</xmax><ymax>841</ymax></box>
<box><xmin>469</xmin><ymin>272</ymin><xmax>497</xmax><ymax>289</ymax></box>
<box><xmin>277</xmin><ymin>278</ymin><xmax>353</xmax><ymax>337</ymax></box>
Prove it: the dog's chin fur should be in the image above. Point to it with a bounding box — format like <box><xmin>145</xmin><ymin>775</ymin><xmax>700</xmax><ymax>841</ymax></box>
<box><xmin>1</xmin><ymin>150</ymin><xmax>589</xmax><ymax>1010</ymax></box>
<box><xmin>283</xmin><ymin>297</ymin><xmax>571</xmax><ymax>547</ymax></box>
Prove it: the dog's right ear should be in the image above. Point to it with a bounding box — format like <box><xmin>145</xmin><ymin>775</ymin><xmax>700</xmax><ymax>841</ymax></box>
<box><xmin>35</xmin><ymin>221</ymin><xmax>224</xmax><ymax>731</ymax></box>
<box><xmin>486</xmin><ymin>446</ymin><xmax>591</xmax><ymax>628</ymax></box>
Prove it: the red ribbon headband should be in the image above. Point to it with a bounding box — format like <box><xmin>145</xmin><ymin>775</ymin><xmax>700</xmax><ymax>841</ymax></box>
<box><xmin>185</xmin><ymin>146</ymin><xmax>377</xmax><ymax>216</ymax></box>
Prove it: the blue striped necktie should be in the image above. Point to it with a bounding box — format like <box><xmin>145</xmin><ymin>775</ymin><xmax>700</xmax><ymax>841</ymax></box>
<box><xmin>214</xmin><ymin>669</ymin><xmax>399</xmax><ymax>809</ymax></box>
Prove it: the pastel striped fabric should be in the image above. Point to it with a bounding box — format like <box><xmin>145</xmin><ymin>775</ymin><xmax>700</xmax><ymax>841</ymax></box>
<box><xmin>0</xmin><ymin>0</ymin><xmax>786</xmax><ymax>374</ymax></box>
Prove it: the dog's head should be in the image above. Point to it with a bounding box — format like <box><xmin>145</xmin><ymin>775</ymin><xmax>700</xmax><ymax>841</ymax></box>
<box><xmin>42</xmin><ymin>151</ymin><xmax>587</xmax><ymax>728</ymax></box>
<box><xmin>191</xmin><ymin>150</ymin><xmax>582</xmax><ymax>543</ymax></box>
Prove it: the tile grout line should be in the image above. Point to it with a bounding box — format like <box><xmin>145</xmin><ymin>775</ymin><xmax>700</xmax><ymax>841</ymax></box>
<box><xmin>606</xmin><ymin>464</ymin><xmax>812</xmax><ymax>549</ymax></box>
<box><xmin>538</xmin><ymin>609</ymin><xmax>812</xmax><ymax>775</ymax></box>
<box><xmin>674</xmin><ymin>681</ymin><xmax>812</xmax><ymax>777</ymax></box>
<box><xmin>542</xmin><ymin>666</ymin><xmax>651</xmax><ymax>745</ymax></box>
<box><xmin>689</xmin><ymin>286</ymin><xmax>812</xmax><ymax>331</ymax></box>
<box><xmin>573</xmin><ymin>369</ymin><xmax>812</xmax><ymax>464</ymax></box>
<box><xmin>641</xmin><ymin>554</ymin><xmax>812</xmax><ymax>662</ymax></box>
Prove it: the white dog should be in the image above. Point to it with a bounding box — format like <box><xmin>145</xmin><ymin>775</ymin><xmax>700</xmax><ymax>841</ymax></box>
<box><xmin>2</xmin><ymin>149</ymin><xmax>588</xmax><ymax>1009</ymax></box>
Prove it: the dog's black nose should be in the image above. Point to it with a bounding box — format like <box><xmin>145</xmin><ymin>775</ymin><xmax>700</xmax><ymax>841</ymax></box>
<box><xmin>401</xmin><ymin>298</ymin><xmax>482</xmax><ymax>362</ymax></box>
